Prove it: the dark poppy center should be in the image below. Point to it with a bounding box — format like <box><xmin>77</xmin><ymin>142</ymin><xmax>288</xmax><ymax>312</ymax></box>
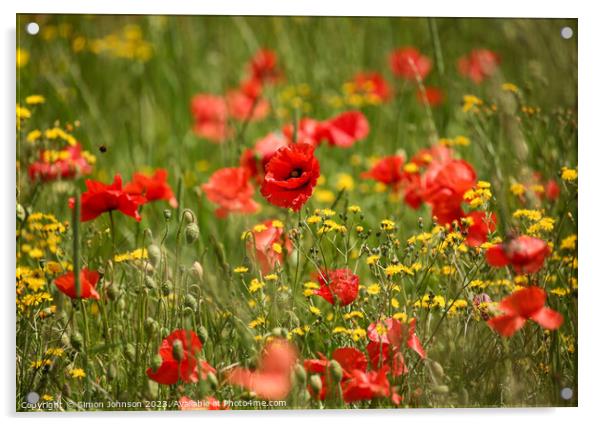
<box><xmin>289</xmin><ymin>168</ymin><xmax>303</xmax><ymax>179</ymax></box>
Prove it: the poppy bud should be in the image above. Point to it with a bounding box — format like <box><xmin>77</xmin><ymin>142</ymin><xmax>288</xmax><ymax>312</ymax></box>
<box><xmin>197</xmin><ymin>326</ymin><xmax>209</xmax><ymax>344</ymax></box>
<box><xmin>150</xmin><ymin>354</ymin><xmax>163</xmax><ymax>372</ymax></box>
<box><xmin>107</xmin><ymin>364</ymin><xmax>117</xmax><ymax>381</ymax></box>
<box><xmin>309</xmin><ymin>374</ymin><xmax>322</xmax><ymax>394</ymax></box>
<box><xmin>125</xmin><ymin>343</ymin><xmax>136</xmax><ymax>362</ymax></box>
<box><xmin>432</xmin><ymin>385</ymin><xmax>449</xmax><ymax>395</ymax></box>
<box><xmin>206</xmin><ymin>371</ymin><xmax>218</xmax><ymax>390</ymax></box>
<box><xmin>143</xmin><ymin>228</ymin><xmax>153</xmax><ymax>240</ymax></box>
<box><xmin>428</xmin><ymin>360</ymin><xmax>445</xmax><ymax>382</ymax></box>
<box><xmin>117</xmin><ymin>298</ymin><xmax>126</xmax><ymax>311</ymax></box>
<box><xmin>172</xmin><ymin>339</ymin><xmax>185</xmax><ymax>361</ymax></box>
<box><xmin>294</xmin><ymin>363</ymin><xmax>307</xmax><ymax>385</ymax></box>
<box><xmin>300</xmin><ymin>389</ymin><xmax>311</xmax><ymax>403</ymax></box>
<box><xmin>328</xmin><ymin>360</ymin><xmax>343</xmax><ymax>382</ymax></box>
<box><xmin>183</xmin><ymin>210</ymin><xmax>196</xmax><ymax>224</ymax></box>
<box><xmin>70</xmin><ymin>332</ymin><xmax>83</xmax><ymax>351</ymax></box>
<box><xmin>183</xmin><ymin>306</ymin><xmax>195</xmax><ymax>317</ymax></box>
<box><xmin>107</xmin><ymin>283</ymin><xmax>120</xmax><ymax>300</ymax></box>
<box><xmin>147</xmin><ymin>244</ymin><xmax>161</xmax><ymax>268</ymax></box>
<box><xmin>144</xmin><ymin>276</ymin><xmax>156</xmax><ymax>290</ymax></box>
<box><xmin>163</xmin><ymin>209</ymin><xmax>172</xmax><ymax>220</ymax></box>
<box><xmin>144</xmin><ymin>317</ymin><xmax>158</xmax><ymax>335</ymax></box>
<box><xmin>185</xmin><ymin>223</ymin><xmax>200</xmax><ymax>244</ymax></box>
<box><xmin>191</xmin><ymin>261</ymin><xmax>204</xmax><ymax>282</ymax></box>
<box><xmin>184</xmin><ymin>294</ymin><xmax>198</xmax><ymax>311</ymax></box>
<box><xmin>17</xmin><ymin>203</ymin><xmax>26</xmax><ymax>221</ymax></box>
<box><xmin>161</xmin><ymin>280</ymin><xmax>172</xmax><ymax>296</ymax></box>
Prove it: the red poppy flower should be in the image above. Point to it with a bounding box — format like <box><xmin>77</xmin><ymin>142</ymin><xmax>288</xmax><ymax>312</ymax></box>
<box><xmin>147</xmin><ymin>330</ymin><xmax>212</xmax><ymax>385</ymax></box>
<box><xmin>544</xmin><ymin>179</ymin><xmax>560</xmax><ymax>201</ymax></box>
<box><xmin>54</xmin><ymin>268</ymin><xmax>100</xmax><ymax>300</ymax></box>
<box><xmin>28</xmin><ymin>144</ymin><xmax>93</xmax><ymax>182</ymax></box>
<box><xmin>317</xmin><ymin>111</ymin><xmax>370</xmax><ymax>148</ymax></box>
<box><xmin>313</xmin><ymin>268</ymin><xmax>359</xmax><ymax>306</ymax></box>
<box><xmin>487</xmin><ymin>286</ymin><xmax>563</xmax><ymax>337</ymax></box>
<box><xmin>389</xmin><ymin>47</ymin><xmax>432</xmax><ymax>81</ymax></box>
<box><xmin>361</xmin><ymin>155</ymin><xmax>405</xmax><ymax>188</ymax></box>
<box><xmin>70</xmin><ymin>174</ymin><xmax>145</xmax><ymax>222</ymax></box>
<box><xmin>228</xmin><ymin>339</ymin><xmax>297</xmax><ymax>400</ymax></box>
<box><xmin>179</xmin><ymin>396</ymin><xmax>229</xmax><ymax>411</ymax></box>
<box><xmin>341</xmin><ymin>366</ymin><xmax>391</xmax><ymax>403</ymax></box>
<box><xmin>422</xmin><ymin>159</ymin><xmax>477</xmax><ymax>224</ymax></box>
<box><xmin>226</xmin><ymin>88</ymin><xmax>270</xmax><ymax>122</ymax></box>
<box><xmin>457</xmin><ymin>49</ymin><xmax>500</xmax><ymax>84</ymax></box>
<box><xmin>240</xmin><ymin>132</ymin><xmax>290</xmax><ymax>182</ymax></box>
<box><xmin>486</xmin><ymin>235</ymin><xmax>551</xmax><ymax>274</ymax></box>
<box><xmin>124</xmin><ymin>169</ymin><xmax>177</xmax><ymax>208</ymax></box>
<box><xmin>190</xmin><ymin>94</ymin><xmax>229</xmax><ymax>142</ymax></box>
<box><xmin>202</xmin><ymin>167</ymin><xmax>259</xmax><ymax>218</ymax></box>
<box><xmin>247</xmin><ymin>220</ymin><xmax>292</xmax><ymax>274</ymax></box>
<box><xmin>248</xmin><ymin>49</ymin><xmax>282</xmax><ymax>84</ymax></box>
<box><xmin>366</xmin><ymin>341</ymin><xmax>407</xmax><ymax>377</ymax></box>
<box><xmin>465</xmin><ymin>211</ymin><xmax>497</xmax><ymax>247</ymax></box>
<box><xmin>416</xmin><ymin>86</ymin><xmax>445</xmax><ymax>107</ymax></box>
<box><xmin>351</xmin><ymin>72</ymin><xmax>391</xmax><ymax>102</ymax></box>
<box><xmin>367</xmin><ymin>317</ymin><xmax>426</xmax><ymax>359</ymax></box>
<box><xmin>260</xmin><ymin>143</ymin><xmax>320</xmax><ymax>211</ymax></box>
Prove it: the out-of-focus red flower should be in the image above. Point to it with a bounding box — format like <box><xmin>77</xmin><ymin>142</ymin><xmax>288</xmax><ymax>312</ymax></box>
<box><xmin>226</xmin><ymin>88</ymin><xmax>270</xmax><ymax>121</ymax></box>
<box><xmin>240</xmin><ymin>132</ymin><xmax>290</xmax><ymax>183</ymax></box>
<box><xmin>389</xmin><ymin>47</ymin><xmax>432</xmax><ymax>81</ymax></box>
<box><xmin>465</xmin><ymin>211</ymin><xmax>497</xmax><ymax>247</ymax></box>
<box><xmin>247</xmin><ymin>220</ymin><xmax>292</xmax><ymax>274</ymax></box>
<box><xmin>422</xmin><ymin>159</ymin><xmax>477</xmax><ymax>225</ymax></box>
<box><xmin>190</xmin><ymin>94</ymin><xmax>229</xmax><ymax>142</ymax></box>
<box><xmin>545</xmin><ymin>179</ymin><xmax>560</xmax><ymax>201</ymax></box>
<box><xmin>248</xmin><ymin>49</ymin><xmax>282</xmax><ymax>84</ymax></box>
<box><xmin>361</xmin><ymin>155</ymin><xmax>405</xmax><ymax>188</ymax></box>
<box><xmin>124</xmin><ymin>169</ymin><xmax>178</xmax><ymax>208</ymax></box>
<box><xmin>28</xmin><ymin>144</ymin><xmax>93</xmax><ymax>182</ymax></box>
<box><xmin>416</xmin><ymin>87</ymin><xmax>445</xmax><ymax>107</ymax></box>
<box><xmin>316</xmin><ymin>111</ymin><xmax>370</xmax><ymax>148</ymax></box>
<box><xmin>202</xmin><ymin>167</ymin><xmax>259</xmax><ymax>218</ymax></box>
<box><xmin>260</xmin><ymin>143</ymin><xmax>320</xmax><ymax>211</ymax></box>
<box><xmin>228</xmin><ymin>339</ymin><xmax>297</xmax><ymax>400</ymax></box>
<box><xmin>366</xmin><ymin>341</ymin><xmax>407</xmax><ymax>377</ymax></box>
<box><xmin>487</xmin><ymin>286</ymin><xmax>563</xmax><ymax>337</ymax></box>
<box><xmin>486</xmin><ymin>235</ymin><xmax>551</xmax><ymax>274</ymax></box>
<box><xmin>457</xmin><ymin>49</ymin><xmax>500</xmax><ymax>84</ymax></box>
<box><xmin>313</xmin><ymin>268</ymin><xmax>360</xmax><ymax>306</ymax></box>
<box><xmin>367</xmin><ymin>317</ymin><xmax>426</xmax><ymax>359</ymax></box>
<box><xmin>54</xmin><ymin>268</ymin><xmax>100</xmax><ymax>300</ymax></box>
<box><xmin>178</xmin><ymin>396</ymin><xmax>229</xmax><ymax>411</ymax></box>
<box><xmin>147</xmin><ymin>330</ymin><xmax>213</xmax><ymax>385</ymax></box>
<box><xmin>351</xmin><ymin>72</ymin><xmax>391</xmax><ymax>102</ymax></box>
<box><xmin>341</xmin><ymin>367</ymin><xmax>391</xmax><ymax>403</ymax></box>
<box><xmin>70</xmin><ymin>174</ymin><xmax>145</xmax><ymax>222</ymax></box>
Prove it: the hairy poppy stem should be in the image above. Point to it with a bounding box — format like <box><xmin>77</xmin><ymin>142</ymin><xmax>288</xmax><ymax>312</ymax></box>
<box><xmin>72</xmin><ymin>191</ymin><xmax>81</xmax><ymax>298</ymax></box>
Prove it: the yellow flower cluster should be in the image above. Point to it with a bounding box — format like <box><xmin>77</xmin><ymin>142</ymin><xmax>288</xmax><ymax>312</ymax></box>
<box><xmin>87</xmin><ymin>25</ymin><xmax>153</xmax><ymax>62</ymax></box>
<box><xmin>17</xmin><ymin>213</ymin><xmax>66</xmax><ymax>260</ymax></box>
<box><xmin>277</xmin><ymin>83</ymin><xmax>312</xmax><ymax>118</ymax></box>
<box><xmin>114</xmin><ymin>248</ymin><xmax>148</xmax><ymax>263</ymax></box>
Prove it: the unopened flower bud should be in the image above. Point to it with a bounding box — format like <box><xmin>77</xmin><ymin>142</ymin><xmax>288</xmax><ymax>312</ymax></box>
<box><xmin>172</xmin><ymin>339</ymin><xmax>185</xmax><ymax>361</ymax></box>
<box><xmin>107</xmin><ymin>283</ymin><xmax>120</xmax><ymax>300</ymax></box>
<box><xmin>147</xmin><ymin>244</ymin><xmax>161</xmax><ymax>268</ymax></box>
<box><xmin>191</xmin><ymin>261</ymin><xmax>204</xmax><ymax>282</ymax></box>
<box><xmin>429</xmin><ymin>360</ymin><xmax>445</xmax><ymax>381</ymax></box>
<box><xmin>309</xmin><ymin>374</ymin><xmax>323</xmax><ymax>394</ymax></box>
<box><xmin>150</xmin><ymin>354</ymin><xmax>163</xmax><ymax>372</ymax></box>
<box><xmin>161</xmin><ymin>280</ymin><xmax>172</xmax><ymax>296</ymax></box>
<box><xmin>185</xmin><ymin>223</ymin><xmax>200</xmax><ymax>244</ymax></box>
<box><xmin>163</xmin><ymin>209</ymin><xmax>172</xmax><ymax>221</ymax></box>
<box><xmin>184</xmin><ymin>294</ymin><xmax>198</xmax><ymax>311</ymax></box>
<box><xmin>294</xmin><ymin>364</ymin><xmax>307</xmax><ymax>385</ymax></box>
<box><xmin>144</xmin><ymin>276</ymin><xmax>156</xmax><ymax>290</ymax></box>
<box><xmin>125</xmin><ymin>343</ymin><xmax>136</xmax><ymax>362</ymax></box>
<box><xmin>143</xmin><ymin>228</ymin><xmax>153</xmax><ymax>240</ymax></box>
<box><xmin>144</xmin><ymin>317</ymin><xmax>158</xmax><ymax>335</ymax></box>
<box><xmin>183</xmin><ymin>210</ymin><xmax>195</xmax><ymax>224</ymax></box>
<box><xmin>328</xmin><ymin>360</ymin><xmax>343</xmax><ymax>382</ymax></box>
<box><xmin>271</xmin><ymin>327</ymin><xmax>288</xmax><ymax>338</ymax></box>
<box><xmin>432</xmin><ymin>384</ymin><xmax>449</xmax><ymax>395</ymax></box>
<box><xmin>70</xmin><ymin>332</ymin><xmax>83</xmax><ymax>351</ymax></box>
<box><xmin>197</xmin><ymin>326</ymin><xmax>208</xmax><ymax>345</ymax></box>
<box><xmin>107</xmin><ymin>363</ymin><xmax>117</xmax><ymax>381</ymax></box>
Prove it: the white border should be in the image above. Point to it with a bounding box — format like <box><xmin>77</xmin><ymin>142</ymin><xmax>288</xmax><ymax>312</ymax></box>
<box><xmin>3</xmin><ymin>1</ymin><xmax>601</xmax><ymax>426</ymax></box>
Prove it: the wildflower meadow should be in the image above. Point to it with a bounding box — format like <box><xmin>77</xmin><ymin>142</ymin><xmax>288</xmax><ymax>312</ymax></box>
<box><xmin>16</xmin><ymin>15</ymin><xmax>577</xmax><ymax>411</ymax></box>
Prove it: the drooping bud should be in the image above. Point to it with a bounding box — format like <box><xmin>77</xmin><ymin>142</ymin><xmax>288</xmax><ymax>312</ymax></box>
<box><xmin>161</xmin><ymin>280</ymin><xmax>172</xmax><ymax>296</ymax></box>
<box><xmin>144</xmin><ymin>317</ymin><xmax>158</xmax><ymax>335</ymax></box>
<box><xmin>271</xmin><ymin>327</ymin><xmax>288</xmax><ymax>339</ymax></box>
<box><xmin>428</xmin><ymin>360</ymin><xmax>445</xmax><ymax>382</ymax></box>
<box><xmin>309</xmin><ymin>374</ymin><xmax>323</xmax><ymax>395</ymax></box>
<box><xmin>144</xmin><ymin>276</ymin><xmax>156</xmax><ymax>290</ymax></box>
<box><xmin>183</xmin><ymin>210</ymin><xmax>195</xmax><ymax>224</ymax></box>
<box><xmin>147</xmin><ymin>244</ymin><xmax>161</xmax><ymax>268</ymax></box>
<box><xmin>185</xmin><ymin>223</ymin><xmax>200</xmax><ymax>244</ymax></box>
<box><xmin>294</xmin><ymin>363</ymin><xmax>307</xmax><ymax>385</ymax></box>
<box><xmin>191</xmin><ymin>261</ymin><xmax>204</xmax><ymax>282</ymax></box>
<box><xmin>184</xmin><ymin>294</ymin><xmax>198</xmax><ymax>311</ymax></box>
<box><xmin>107</xmin><ymin>283</ymin><xmax>120</xmax><ymax>300</ymax></box>
<box><xmin>163</xmin><ymin>209</ymin><xmax>172</xmax><ymax>221</ymax></box>
<box><xmin>150</xmin><ymin>354</ymin><xmax>163</xmax><ymax>372</ymax></box>
<box><xmin>143</xmin><ymin>228</ymin><xmax>153</xmax><ymax>241</ymax></box>
<box><xmin>197</xmin><ymin>326</ymin><xmax>208</xmax><ymax>345</ymax></box>
<box><xmin>172</xmin><ymin>339</ymin><xmax>185</xmax><ymax>361</ymax></box>
<box><xmin>125</xmin><ymin>343</ymin><xmax>136</xmax><ymax>362</ymax></box>
<box><xmin>70</xmin><ymin>331</ymin><xmax>83</xmax><ymax>351</ymax></box>
<box><xmin>328</xmin><ymin>360</ymin><xmax>343</xmax><ymax>383</ymax></box>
